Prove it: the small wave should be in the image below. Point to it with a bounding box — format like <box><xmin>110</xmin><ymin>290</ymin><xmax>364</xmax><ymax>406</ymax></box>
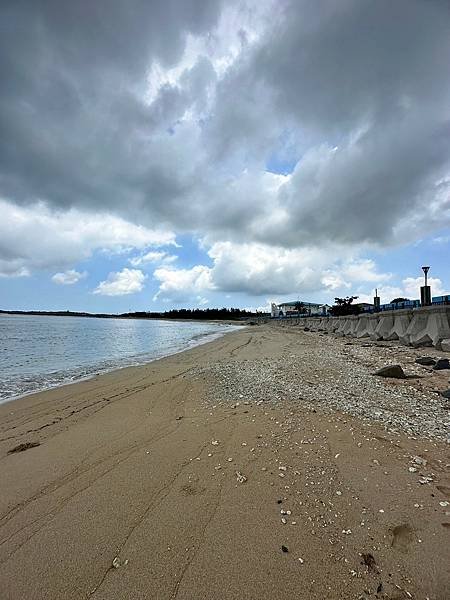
<box><xmin>0</xmin><ymin>323</ymin><xmax>241</xmax><ymax>405</ymax></box>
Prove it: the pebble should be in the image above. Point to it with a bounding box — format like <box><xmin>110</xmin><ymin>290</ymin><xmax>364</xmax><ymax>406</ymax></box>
<box><xmin>192</xmin><ymin>335</ymin><xmax>449</xmax><ymax>441</ymax></box>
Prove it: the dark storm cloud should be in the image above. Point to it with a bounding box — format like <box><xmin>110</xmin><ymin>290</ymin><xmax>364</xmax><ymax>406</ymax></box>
<box><xmin>0</xmin><ymin>0</ymin><xmax>221</xmax><ymax>213</ymax></box>
<box><xmin>203</xmin><ymin>0</ymin><xmax>450</xmax><ymax>246</ymax></box>
<box><xmin>0</xmin><ymin>0</ymin><xmax>449</xmax><ymax>252</ymax></box>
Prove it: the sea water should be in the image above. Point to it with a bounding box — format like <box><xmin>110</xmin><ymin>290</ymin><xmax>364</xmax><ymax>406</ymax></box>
<box><xmin>0</xmin><ymin>314</ymin><xmax>240</xmax><ymax>403</ymax></box>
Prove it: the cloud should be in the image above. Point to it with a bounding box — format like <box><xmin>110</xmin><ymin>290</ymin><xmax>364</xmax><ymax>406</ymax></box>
<box><xmin>152</xmin><ymin>241</ymin><xmax>394</xmax><ymax>301</ymax></box>
<box><xmin>0</xmin><ymin>263</ymin><xmax>30</xmax><ymax>278</ymax></box>
<box><xmin>52</xmin><ymin>270</ymin><xmax>87</xmax><ymax>285</ymax></box>
<box><xmin>402</xmin><ymin>276</ymin><xmax>448</xmax><ymax>299</ymax></box>
<box><xmin>129</xmin><ymin>251</ymin><xmax>177</xmax><ymax>267</ymax></box>
<box><xmin>356</xmin><ymin>276</ymin><xmax>449</xmax><ymax>305</ymax></box>
<box><xmin>153</xmin><ymin>265</ymin><xmax>214</xmax><ymax>302</ymax></box>
<box><xmin>1</xmin><ymin>0</ymin><xmax>450</xmax><ymax>293</ymax></box>
<box><xmin>93</xmin><ymin>268</ymin><xmax>147</xmax><ymax>296</ymax></box>
<box><xmin>0</xmin><ymin>199</ymin><xmax>176</xmax><ymax>276</ymax></box>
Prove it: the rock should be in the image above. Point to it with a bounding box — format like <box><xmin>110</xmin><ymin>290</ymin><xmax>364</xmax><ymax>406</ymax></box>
<box><xmin>415</xmin><ymin>356</ymin><xmax>436</xmax><ymax>366</ymax></box>
<box><xmin>433</xmin><ymin>358</ymin><xmax>450</xmax><ymax>370</ymax></box>
<box><xmin>281</xmin><ymin>545</ymin><xmax>289</xmax><ymax>553</ymax></box>
<box><xmin>440</xmin><ymin>339</ymin><xmax>450</xmax><ymax>352</ymax></box>
<box><xmin>303</xmin><ymin>327</ymin><xmax>310</xmax><ymax>332</ymax></box>
<box><xmin>373</xmin><ymin>365</ymin><xmax>406</xmax><ymax>379</ymax></box>
<box><xmin>440</xmin><ymin>389</ymin><xmax>450</xmax><ymax>399</ymax></box>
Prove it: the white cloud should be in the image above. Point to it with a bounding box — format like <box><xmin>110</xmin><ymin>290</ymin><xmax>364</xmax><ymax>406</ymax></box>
<box><xmin>402</xmin><ymin>276</ymin><xmax>447</xmax><ymax>298</ymax></box>
<box><xmin>0</xmin><ymin>199</ymin><xmax>176</xmax><ymax>276</ymax></box>
<box><xmin>356</xmin><ymin>276</ymin><xmax>449</xmax><ymax>305</ymax></box>
<box><xmin>340</xmin><ymin>260</ymin><xmax>391</xmax><ymax>283</ymax></box>
<box><xmin>52</xmin><ymin>270</ymin><xmax>87</xmax><ymax>285</ymax></box>
<box><xmin>153</xmin><ymin>265</ymin><xmax>214</xmax><ymax>302</ymax></box>
<box><xmin>129</xmin><ymin>250</ymin><xmax>177</xmax><ymax>267</ymax></box>
<box><xmin>152</xmin><ymin>241</ymin><xmax>395</xmax><ymax>301</ymax></box>
<box><xmin>93</xmin><ymin>268</ymin><xmax>147</xmax><ymax>296</ymax></box>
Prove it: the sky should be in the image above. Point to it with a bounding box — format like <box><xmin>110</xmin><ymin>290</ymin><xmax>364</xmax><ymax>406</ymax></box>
<box><xmin>0</xmin><ymin>0</ymin><xmax>449</xmax><ymax>313</ymax></box>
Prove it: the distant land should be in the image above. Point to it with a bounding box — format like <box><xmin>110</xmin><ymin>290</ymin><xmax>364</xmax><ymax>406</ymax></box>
<box><xmin>0</xmin><ymin>308</ymin><xmax>265</xmax><ymax>321</ymax></box>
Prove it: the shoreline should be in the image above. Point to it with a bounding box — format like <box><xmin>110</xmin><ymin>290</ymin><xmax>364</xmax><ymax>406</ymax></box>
<box><xmin>0</xmin><ymin>322</ymin><xmax>243</xmax><ymax>407</ymax></box>
<box><xmin>0</xmin><ymin>324</ymin><xmax>448</xmax><ymax>599</ymax></box>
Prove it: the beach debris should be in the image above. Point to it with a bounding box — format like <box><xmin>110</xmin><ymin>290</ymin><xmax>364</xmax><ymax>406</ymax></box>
<box><xmin>227</xmin><ymin>457</ymin><xmax>233</xmax><ymax>462</ymax></box>
<box><xmin>281</xmin><ymin>545</ymin><xmax>289</xmax><ymax>553</ymax></box>
<box><xmin>433</xmin><ymin>358</ymin><xmax>450</xmax><ymax>370</ymax></box>
<box><xmin>278</xmin><ymin>466</ymin><xmax>287</xmax><ymax>471</ymax></box>
<box><xmin>418</xmin><ymin>476</ymin><xmax>433</xmax><ymax>485</ymax></box>
<box><xmin>342</xmin><ymin>529</ymin><xmax>352</xmax><ymax>535</ymax></box>
<box><xmin>440</xmin><ymin>501</ymin><xmax>449</xmax><ymax>507</ymax></box>
<box><xmin>281</xmin><ymin>517</ymin><xmax>287</xmax><ymax>524</ymax></box>
<box><xmin>298</xmin><ymin>557</ymin><xmax>304</xmax><ymax>563</ymax></box>
<box><xmin>415</xmin><ymin>357</ymin><xmax>436</xmax><ymax>366</ymax></box>
<box><xmin>373</xmin><ymin>365</ymin><xmax>406</xmax><ymax>379</ymax></box>
<box><xmin>408</xmin><ymin>467</ymin><xmax>417</xmax><ymax>473</ymax></box>
<box><xmin>336</xmin><ymin>490</ymin><xmax>342</xmax><ymax>495</ymax></box>
<box><xmin>8</xmin><ymin>441</ymin><xmax>40</xmax><ymax>454</ymax></box>
<box><xmin>235</xmin><ymin>471</ymin><xmax>247</xmax><ymax>483</ymax></box>
<box><xmin>211</xmin><ymin>440</ymin><xmax>219</xmax><ymax>445</ymax></box>
<box><xmin>176</xmin><ymin>416</ymin><xmax>183</xmax><ymax>420</ymax></box>
<box><xmin>412</xmin><ymin>455</ymin><xmax>427</xmax><ymax>466</ymax></box>
<box><xmin>112</xmin><ymin>556</ymin><xmax>129</xmax><ymax>569</ymax></box>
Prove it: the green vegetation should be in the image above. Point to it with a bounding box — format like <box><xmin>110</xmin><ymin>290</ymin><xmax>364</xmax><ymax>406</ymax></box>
<box><xmin>329</xmin><ymin>296</ymin><xmax>361</xmax><ymax>317</ymax></box>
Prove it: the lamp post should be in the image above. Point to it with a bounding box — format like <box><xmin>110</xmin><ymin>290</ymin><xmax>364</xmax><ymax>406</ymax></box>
<box><xmin>420</xmin><ymin>266</ymin><xmax>431</xmax><ymax>306</ymax></box>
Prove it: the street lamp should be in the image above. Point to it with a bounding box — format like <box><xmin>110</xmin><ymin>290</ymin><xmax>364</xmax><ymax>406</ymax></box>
<box><xmin>420</xmin><ymin>266</ymin><xmax>431</xmax><ymax>306</ymax></box>
<box><xmin>422</xmin><ymin>266</ymin><xmax>430</xmax><ymax>287</ymax></box>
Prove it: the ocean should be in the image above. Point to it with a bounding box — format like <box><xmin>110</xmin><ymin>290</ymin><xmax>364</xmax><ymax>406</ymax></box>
<box><xmin>0</xmin><ymin>314</ymin><xmax>240</xmax><ymax>403</ymax></box>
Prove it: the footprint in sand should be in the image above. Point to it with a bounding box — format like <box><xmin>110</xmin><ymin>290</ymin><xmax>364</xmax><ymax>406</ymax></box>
<box><xmin>436</xmin><ymin>485</ymin><xmax>450</xmax><ymax>499</ymax></box>
<box><xmin>390</xmin><ymin>524</ymin><xmax>416</xmax><ymax>553</ymax></box>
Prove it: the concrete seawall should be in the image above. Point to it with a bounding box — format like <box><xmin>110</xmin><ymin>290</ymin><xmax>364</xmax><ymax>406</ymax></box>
<box><xmin>275</xmin><ymin>305</ymin><xmax>450</xmax><ymax>350</ymax></box>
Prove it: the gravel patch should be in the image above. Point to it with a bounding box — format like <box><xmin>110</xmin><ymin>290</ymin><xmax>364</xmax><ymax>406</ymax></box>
<box><xmin>192</xmin><ymin>331</ymin><xmax>449</xmax><ymax>441</ymax></box>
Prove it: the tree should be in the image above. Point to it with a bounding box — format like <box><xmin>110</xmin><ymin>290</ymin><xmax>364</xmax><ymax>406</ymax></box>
<box><xmin>329</xmin><ymin>296</ymin><xmax>361</xmax><ymax>316</ymax></box>
<box><xmin>390</xmin><ymin>297</ymin><xmax>409</xmax><ymax>304</ymax></box>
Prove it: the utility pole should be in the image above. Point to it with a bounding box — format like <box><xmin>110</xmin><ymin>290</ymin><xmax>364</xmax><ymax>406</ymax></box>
<box><xmin>373</xmin><ymin>287</ymin><xmax>380</xmax><ymax>311</ymax></box>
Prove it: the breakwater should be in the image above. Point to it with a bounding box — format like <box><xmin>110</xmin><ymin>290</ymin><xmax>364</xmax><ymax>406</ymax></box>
<box><xmin>275</xmin><ymin>305</ymin><xmax>450</xmax><ymax>350</ymax></box>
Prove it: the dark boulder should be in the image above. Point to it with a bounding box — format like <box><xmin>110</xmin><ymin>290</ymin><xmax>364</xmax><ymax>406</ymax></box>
<box><xmin>373</xmin><ymin>365</ymin><xmax>406</xmax><ymax>379</ymax></box>
<box><xmin>433</xmin><ymin>358</ymin><xmax>450</xmax><ymax>371</ymax></box>
<box><xmin>440</xmin><ymin>389</ymin><xmax>450</xmax><ymax>399</ymax></box>
<box><xmin>415</xmin><ymin>356</ymin><xmax>436</xmax><ymax>366</ymax></box>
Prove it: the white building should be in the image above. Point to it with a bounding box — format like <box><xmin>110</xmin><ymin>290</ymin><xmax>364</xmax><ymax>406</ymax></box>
<box><xmin>271</xmin><ymin>301</ymin><xmax>330</xmax><ymax>318</ymax></box>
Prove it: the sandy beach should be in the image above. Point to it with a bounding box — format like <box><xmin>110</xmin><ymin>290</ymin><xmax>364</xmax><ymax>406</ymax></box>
<box><xmin>0</xmin><ymin>324</ymin><xmax>449</xmax><ymax>600</ymax></box>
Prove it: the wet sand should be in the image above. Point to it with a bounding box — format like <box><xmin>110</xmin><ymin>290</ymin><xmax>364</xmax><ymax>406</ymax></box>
<box><xmin>0</xmin><ymin>325</ymin><xmax>449</xmax><ymax>599</ymax></box>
